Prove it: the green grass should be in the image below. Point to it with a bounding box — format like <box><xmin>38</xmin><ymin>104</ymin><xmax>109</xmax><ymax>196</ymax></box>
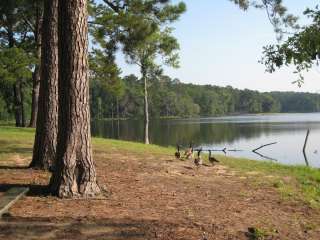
<box><xmin>0</xmin><ymin>126</ymin><xmax>320</xmax><ymax>208</ymax></box>
<box><xmin>246</xmin><ymin>227</ymin><xmax>269</xmax><ymax>240</ymax></box>
<box><xmin>0</xmin><ymin>120</ymin><xmax>15</xmax><ymax>126</ymax></box>
<box><xmin>217</xmin><ymin>155</ymin><xmax>320</xmax><ymax>208</ymax></box>
<box><xmin>93</xmin><ymin>137</ymin><xmax>175</xmax><ymax>155</ymax></box>
<box><xmin>0</xmin><ymin>126</ymin><xmax>35</xmax><ymax>161</ymax></box>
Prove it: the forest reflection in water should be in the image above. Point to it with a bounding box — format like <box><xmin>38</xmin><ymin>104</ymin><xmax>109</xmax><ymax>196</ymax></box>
<box><xmin>91</xmin><ymin>113</ymin><xmax>320</xmax><ymax>168</ymax></box>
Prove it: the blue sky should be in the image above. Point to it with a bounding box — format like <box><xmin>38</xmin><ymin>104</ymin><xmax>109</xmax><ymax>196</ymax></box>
<box><xmin>115</xmin><ymin>0</ymin><xmax>320</xmax><ymax>93</ymax></box>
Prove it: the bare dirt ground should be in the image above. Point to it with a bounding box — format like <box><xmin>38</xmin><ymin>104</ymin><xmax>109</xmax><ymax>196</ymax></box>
<box><xmin>0</xmin><ymin>150</ymin><xmax>320</xmax><ymax>240</ymax></box>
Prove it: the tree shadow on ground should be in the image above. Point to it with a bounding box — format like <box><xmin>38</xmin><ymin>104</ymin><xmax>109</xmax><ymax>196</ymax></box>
<box><xmin>0</xmin><ymin>147</ymin><xmax>32</xmax><ymax>155</ymax></box>
<box><xmin>0</xmin><ymin>184</ymin><xmax>49</xmax><ymax>197</ymax></box>
<box><xmin>0</xmin><ymin>166</ymin><xmax>29</xmax><ymax>170</ymax></box>
<box><xmin>0</xmin><ymin>213</ymin><xmax>255</xmax><ymax>240</ymax></box>
<box><xmin>0</xmin><ymin>216</ymin><xmax>203</xmax><ymax>240</ymax></box>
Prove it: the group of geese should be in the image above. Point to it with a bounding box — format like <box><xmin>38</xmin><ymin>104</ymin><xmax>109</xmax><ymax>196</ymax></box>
<box><xmin>175</xmin><ymin>143</ymin><xmax>220</xmax><ymax>167</ymax></box>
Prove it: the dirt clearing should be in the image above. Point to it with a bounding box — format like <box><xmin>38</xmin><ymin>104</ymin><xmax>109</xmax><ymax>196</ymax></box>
<box><xmin>0</xmin><ymin>148</ymin><xmax>319</xmax><ymax>239</ymax></box>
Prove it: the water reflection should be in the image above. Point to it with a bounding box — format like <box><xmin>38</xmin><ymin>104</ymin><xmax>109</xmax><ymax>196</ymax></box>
<box><xmin>91</xmin><ymin>113</ymin><xmax>320</xmax><ymax>167</ymax></box>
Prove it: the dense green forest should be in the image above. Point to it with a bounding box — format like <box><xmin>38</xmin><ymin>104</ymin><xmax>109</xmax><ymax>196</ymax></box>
<box><xmin>1</xmin><ymin>71</ymin><xmax>320</xmax><ymax>122</ymax></box>
<box><xmin>89</xmin><ymin>73</ymin><xmax>320</xmax><ymax>119</ymax></box>
<box><xmin>1</xmin><ymin>69</ymin><xmax>320</xmax><ymax>122</ymax></box>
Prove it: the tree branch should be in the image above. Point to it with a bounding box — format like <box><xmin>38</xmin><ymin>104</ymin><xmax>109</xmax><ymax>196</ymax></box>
<box><xmin>22</xmin><ymin>17</ymin><xmax>35</xmax><ymax>33</ymax></box>
<box><xmin>102</xmin><ymin>0</ymin><xmax>127</xmax><ymax>13</ymax></box>
<box><xmin>252</xmin><ymin>142</ymin><xmax>277</xmax><ymax>152</ymax></box>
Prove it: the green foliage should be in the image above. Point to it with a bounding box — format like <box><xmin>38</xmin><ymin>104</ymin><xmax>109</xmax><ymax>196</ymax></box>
<box><xmin>0</xmin><ymin>0</ymin><xmax>39</xmax><ymax>48</ymax></box>
<box><xmin>270</xmin><ymin>91</ymin><xmax>320</xmax><ymax>112</ymax></box>
<box><xmin>0</xmin><ymin>47</ymin><xmax>34</xmax><ymax>83</ymax></box>
<box><xmin>90</xmin><ymin>74</ymin><xmax>320</xmax><ymax>119</ymax></box>
<box><xmin>0</xmin><ymin>96</ymin><xmax>10</xmax><ymax>120</ymax></box>
<box><xmin>89</xmin><ymin>49</ymin><xmax>124</xmax><ymax>97</ymax></box>
<box><xmin>89</xmin><ymin>0</ymin><xmax>186</xmax><ymax>60</ymax></box>
<box><xmin>231</xmin><ymin>0</ymin><xmax>299</xmax><ymax>40</ymax></box>
<box><xmin>0</xmin><ymin>0</ymin><xmax>42</xmax><ymax>121</ymax></box>
<box><xmin>0</xmin><ymin>47</ymin><xmax>34</xmax><ymax>118</ymax></box>
<box><xmin>89</xmin><ymin>0</ymin><xmax>185</xmax><ymax>74</ymax></box>
<box><xmin>261</xmin><ymin>6</ymin><xmax>320</xmax><ymax>86</ymax></box>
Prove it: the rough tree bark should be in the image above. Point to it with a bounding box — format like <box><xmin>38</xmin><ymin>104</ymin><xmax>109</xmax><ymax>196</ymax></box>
<box><xmin>13</xmin><ymin>80</ymin><xmax>25</xmax><ymax>127</ymax></box>
<box><xmin>49</xmin><ymin>0</ymin><xmax>100</xmax><ymax>198</ymax></box>
<box><xmin>29</xmin><ymin>0</ymin><xmax>58</xmax><ymax>170</ymax></box>
<box><xmin>29</xmin><ymin>4</ymin><xmax>43</xmax><ymax>128</ymax></box>
<box><xmin>142</xmin><ymin>65</ymin><xmax>150</xmax><ymax>144</ymax></box>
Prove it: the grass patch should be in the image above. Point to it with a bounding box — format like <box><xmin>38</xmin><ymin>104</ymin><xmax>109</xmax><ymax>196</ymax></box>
<box><xmin>0</xmin><ymin>126</ymin><xmax>35</xmax><ymax>162</ymax></box>
<box><xmin>0</xmin><ymin>120</ymin><xmax>15</xmax><ymax>126</ymax></box>
<box><xmin>245</xmin><ymin>227</ymin><xmax>280</xmax><ymax>240</ymax></box>
<box><xmin>93</xmin><ymin>137</ymin><xmax>174</xmax><ymax>156</ymax></box>
<box><xmin>0</xmin><ymin>125</ymin><xmax>319</xmax><ymax>208</ymax></box>
<box><xmin>218</xmin><ymin>155</ymin><xmax>320</xmax><ymax>208</ymax></box>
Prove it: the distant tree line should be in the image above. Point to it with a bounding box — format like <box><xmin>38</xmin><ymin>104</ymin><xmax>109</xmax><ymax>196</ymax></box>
<box><xmin>89</xmin><ymin>73</ymin><xmax>320</xmax><ymax>120</ymax></box>
<box><xmin>2</xmin><ymin>67</ymin><xmax>320</xmax><ymax>123</ymax></box>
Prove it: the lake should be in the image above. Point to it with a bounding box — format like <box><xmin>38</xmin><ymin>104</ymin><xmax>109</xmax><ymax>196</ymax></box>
<box><xmin>91</xmin><ymin>113</ymin><xmax>320</xmax><ymax>168</ymax></box>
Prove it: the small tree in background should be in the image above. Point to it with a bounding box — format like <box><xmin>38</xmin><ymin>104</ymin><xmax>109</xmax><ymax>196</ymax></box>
<box><xmin>90</xmin><ymin>0</ymin><xmax>186</xmax><ymax>144</ymax></box>
<box><xmin>122</xmin><ymin>28</ymin><xmax>180</xmax><ymax>144</ymax></box>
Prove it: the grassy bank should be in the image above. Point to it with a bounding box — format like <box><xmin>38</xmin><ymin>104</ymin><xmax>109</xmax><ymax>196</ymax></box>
<box><xmin>0</xmin><ymin>126</ymin><xmax>319</xmax><ymax>208</ymax></box>
<box><xmin>218</xmin><ymin>155</ymin><xmax>320</xmax><ymax>208</ymax></box>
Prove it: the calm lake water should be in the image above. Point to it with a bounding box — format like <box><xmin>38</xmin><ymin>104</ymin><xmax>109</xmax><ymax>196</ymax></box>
<box><xmin>91</xmin><ymin>113</ymin><xmax>320</xmax><ymax>168</ymax></box>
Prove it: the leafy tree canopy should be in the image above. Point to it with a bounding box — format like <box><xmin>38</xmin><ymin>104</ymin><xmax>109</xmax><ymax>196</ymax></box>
<box><xmin>261</xmin><ymin>6</ymin><xmax>320</xmax><ymax>86</ymax></box>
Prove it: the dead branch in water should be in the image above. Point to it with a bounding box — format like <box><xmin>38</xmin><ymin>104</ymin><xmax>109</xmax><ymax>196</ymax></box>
<box><xmin>303</xmin><ymin>129</ymin><xmax>310</xmax><ymax>167</ymax></box>
<box><xmin>303</xmin><ymin>129</ymin><xmax>310</xmax><ymax>154</ymax></box>
<box><xmin>195</xmin><ymin>148</ymin><xmax>228</xmax><ymax>153</ymax></box>
<box><xmin>253</xmin><ymin>151</ymin><xmax>278</xmax><ymax>162</ymax></box>
<box><xmin>252</xmin><ymin>142</ymin><xmax>277</xmax><ymax>153</ymax></box>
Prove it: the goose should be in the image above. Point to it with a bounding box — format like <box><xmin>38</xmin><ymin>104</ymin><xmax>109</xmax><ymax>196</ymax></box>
<box><xmin>208</xmin><ymin>150</ymin><xmax>219</xmax><ymax>165</ymax></box>
<box><xmin>184</xmin><ymin>142</ymin><xmax>194</xmax><ymax>159</ymax></box>
<box><xmin>194</xmin><ymin>149</ymin><xmax>203</xmax><ymax>167</ymax></box>
<box><xmin>175</xmin><ymin>144</ymin><xmax>181</xmax><ymax>159</ymax></box>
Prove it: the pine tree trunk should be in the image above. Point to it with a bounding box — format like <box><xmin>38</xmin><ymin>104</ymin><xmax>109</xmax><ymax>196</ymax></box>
<box><xmin>13</xmin><ymin>81</ymin><xmax>23</xmax><ymax>127</ymax></box>
<box><xmin>20</xmin><ymin>83</ymin><xmax>26</xmax><ymax>127</ymax></box>
<box><xmin>116</xmin><ymin>97</ymin><xmax>120</xmax><ymax>138</ymax></box>
<box><xmin>29</xmin><ymin>4</ymin><xmax>43</xmax><ymax>128</ymax></box>
<box><xmin>111</xmin><ymin>102</ymin><xmax>114</xmax><ymax>120</ymax></box>
<box><xmin>49</xmin><ymin>0</ymin><xmax>100</xmax><ymax>198</ymax></box>
<box><xmin>142</xmin><ymin>66</ymin><xmax>150</xmax><ymax>144</ymax></box>
<box><xmin>29</xmin><ymin>64</ymin><xmax>41</xmax><ymax>128</ymax></box>
<box><xmin>116</xmin><ymin>97</ymin><xmax>119</xmax><ymax>119</ymax></box>
<box><xmin>30</xmin><ymin>0</ymin><xmax>59</xmax><ymax>170</ymax></box>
